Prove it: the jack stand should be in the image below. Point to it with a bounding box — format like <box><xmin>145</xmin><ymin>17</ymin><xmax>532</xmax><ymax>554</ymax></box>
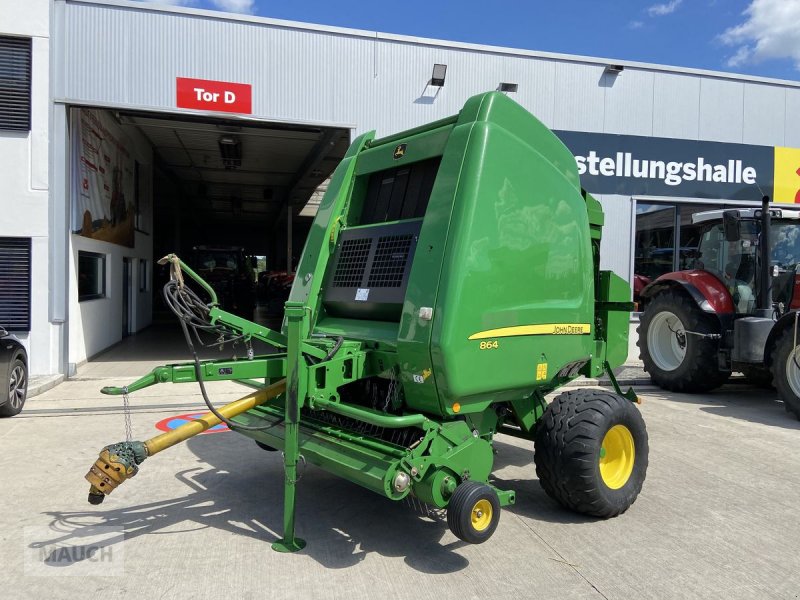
<box><xmin>272</xmin><ymin>302</ymin><xmax>308</xmax><ymax>553</ymax></box>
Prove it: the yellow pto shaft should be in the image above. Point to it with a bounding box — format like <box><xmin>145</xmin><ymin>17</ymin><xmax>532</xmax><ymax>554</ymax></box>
<box><xmin>85</xmin><ymin>379</ymin><xmax>286</xmax><ymax>503</ymax></box>
<box><xmin>145</xmin><ymin>378</ymin><xmax>286</xmax><ymax>455</ymax></box>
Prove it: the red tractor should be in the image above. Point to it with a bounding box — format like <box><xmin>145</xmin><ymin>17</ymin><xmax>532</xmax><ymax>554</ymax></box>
<box><xmin>638</xmin><ymin>197</ymin><xmax>800</xmax><ymax>420</ymax></box>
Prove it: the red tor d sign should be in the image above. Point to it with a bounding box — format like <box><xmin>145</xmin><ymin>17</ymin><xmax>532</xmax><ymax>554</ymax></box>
<box><xmin>176</xmin><ymin>77</ymin><xmax>253</xmax><ymax>115</ymax></box>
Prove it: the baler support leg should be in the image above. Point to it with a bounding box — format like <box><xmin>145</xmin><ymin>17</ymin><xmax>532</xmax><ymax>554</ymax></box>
<box><xmin>603</xmin><ymin>360</ymin><xmax>640</xmax><ymax>403</ymax></box>
<box><xmin>272</xmin><ymin>302</ymin><xmax>308</xmax><ymax>553</ymax></box>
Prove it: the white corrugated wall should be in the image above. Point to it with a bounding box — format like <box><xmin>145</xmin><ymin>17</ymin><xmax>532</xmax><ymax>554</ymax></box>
<box><xmin>54</xmin><ymin>0</ymin><xmax>800</xmax><ymax>291</ymax></box>
<box><xmin>57</xmin><ymin>1</ymin><xmax>800</xmax><ymax>143</ymax></box>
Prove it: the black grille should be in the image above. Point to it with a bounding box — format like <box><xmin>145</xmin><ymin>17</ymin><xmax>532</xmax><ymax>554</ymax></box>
<box><xmin>0</xmin><ymin>36</ymin><xmax>32</xmax><ymax>132</ymax></box>
<box><xmin>361</xmin><ymin>157</ymin><xmax>440</xmax><ymax>225</ymax></box>
<box><xmin>332</xmin><ymin>238</ymin><xmax>372</xmax><ymax>287</ymax></box>
<box><xmin>367</xmin><ymin>234</ymin><xmax>413</xmax><ymax>287</ymax></box>
<box><xmin>0</xmin><ymin>237</ymin><xmax>31</xmax><ymax>331</ymax></box>
<box><xmin>323</xmin><ymin>221</ymin><xmax>421</xmax><ymax>321</ymax></box>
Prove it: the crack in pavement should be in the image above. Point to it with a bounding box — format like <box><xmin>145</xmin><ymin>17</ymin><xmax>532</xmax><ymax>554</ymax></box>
<box><xmin>514</xmin><ymin>513</ymin><xmax>610</xmax><ymax>600</ymax></box>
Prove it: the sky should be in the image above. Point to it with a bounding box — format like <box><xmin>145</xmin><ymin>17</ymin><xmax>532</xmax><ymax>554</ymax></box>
<box><xmin>147</xmin><ymin>0</ymin><xmax>800</xmax><ymax>82</ymax></box>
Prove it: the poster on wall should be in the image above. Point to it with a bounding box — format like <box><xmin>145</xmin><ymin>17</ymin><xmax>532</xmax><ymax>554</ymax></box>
<box><xmin>71</xmin><ymin>108</ymin><xmax>136</xmax><ymax>247</ymax></box>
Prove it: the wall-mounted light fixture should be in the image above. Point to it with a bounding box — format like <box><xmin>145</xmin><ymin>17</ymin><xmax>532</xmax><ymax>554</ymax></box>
<box><xmin>218</xmin><ymin>135</ymin><xmax>242</xmax><ymax>170</ymax></box>
<box><xmin>604</xmin><ymin>64</ymin><xmax>625</xmax><ymax>75</ymax></box>
<box><xmin>431</xmin><ymin>64</ymin><xmax>447</xmax><ymax>87</ymax></box>
<box><xmin>498</xmin><ymin>82</ymin><xmax>518</xmax><ymax>93</ymax></box>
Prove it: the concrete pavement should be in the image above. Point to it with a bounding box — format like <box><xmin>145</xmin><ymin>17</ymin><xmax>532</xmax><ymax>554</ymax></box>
<box><xmin>2</xmin><ymin>374</ymin><xmax>799</xmax><ymax>599</ymax></box>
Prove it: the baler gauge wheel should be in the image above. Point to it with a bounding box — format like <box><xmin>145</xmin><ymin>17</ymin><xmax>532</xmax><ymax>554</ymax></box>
<box><xmin>446</xmin><ymin>481</ymin><xmax>500</xmax><ymax>544</ymax></box>
<box><xmin>471</xmin><ymin>499</ymin><xmax>493</xmax><ymax>532</ymax></box>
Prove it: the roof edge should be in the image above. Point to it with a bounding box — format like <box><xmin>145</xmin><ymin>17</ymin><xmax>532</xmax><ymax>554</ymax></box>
<box><xmin>62</xmin><ymin>0</ymin><xmax>800</xmax><ymax>89</ymax></box>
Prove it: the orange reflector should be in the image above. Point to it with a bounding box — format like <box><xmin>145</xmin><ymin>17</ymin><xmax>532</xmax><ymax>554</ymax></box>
<box><xmin>452</xmin><ymin>403</ymin><xmax>461</xmax><ymax>413</ymax></box>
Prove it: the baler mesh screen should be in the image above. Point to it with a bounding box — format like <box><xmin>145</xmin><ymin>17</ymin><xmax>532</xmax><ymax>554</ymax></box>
<box><xmin>332</xmin><ymin>238</ymin><xmax>372</xmax><ymax>287</ymax></box>
<box><xmin>367</xmin><ymin>234</ymin><xmax>413</xmax><ymax>288</ymax></box>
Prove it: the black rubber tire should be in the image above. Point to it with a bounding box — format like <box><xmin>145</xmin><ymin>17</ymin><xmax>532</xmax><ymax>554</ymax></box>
<box><xmin>740</xmin><ymin>365</ymin><xmax>774</xmax><ymax>388</ymax></box>
<box><xmin>770</xmin><ymin>328</ymin><xmax>800</xmax><ymax>420</ymax></box>
<box><xmin>446</xmin><ymin>481</ymin><xmax>501</xmax><ymax>544</ymax></box>
<box><xmin>0</xmin><ymin>356</ymin><xmax>27</xmax><ymax>418</ymax></box>
<box><xmin>254</xmin><ymin>440</ymin><xmax>279</xmax><ymax>452</ymax></box>
<box><xmin>534</xmin><ymin>389</ymin><xmax>648</xmax><ymax>518</ymax></box>
<box><xmin>638</xmin><ymin>289</ymin><xmax>729</xmax><ymax>392</ymax></box>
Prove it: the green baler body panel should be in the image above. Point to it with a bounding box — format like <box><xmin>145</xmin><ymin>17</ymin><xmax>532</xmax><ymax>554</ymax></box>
<box><xmin>406</xmin><ymin>94</ymin><xmax>595</xmax><ymax>415</ymax></box>
<box><xmin>287</xmin><ymin>91</ymin><xmax>630</xmax><ymax>419</ymax></box>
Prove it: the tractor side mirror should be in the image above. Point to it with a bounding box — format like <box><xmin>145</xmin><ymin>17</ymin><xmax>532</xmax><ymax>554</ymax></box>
<box><xmin>723</xmin><ymin>210</ymin><xmax>741</xmax><ymax>242</ymax></box>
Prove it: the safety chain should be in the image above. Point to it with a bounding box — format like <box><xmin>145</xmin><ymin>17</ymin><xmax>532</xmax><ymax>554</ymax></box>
<box><xmin>122</xmin><ymin>386</ymin><xmax>133</xmax><ymax>442</ymax></box>
<box><xmin>282</xmin><ymin>453</ymin><xmax>307</xmax><ymax>485</ymax></box>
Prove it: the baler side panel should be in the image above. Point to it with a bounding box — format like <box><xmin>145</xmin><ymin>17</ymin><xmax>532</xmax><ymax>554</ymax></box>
<box><xmin>431</xmin><ymin>96</ymin><xmax>595</xmax><ymax>410</ymax></box>
<box><xmin>396</xmin><ymin>107</ymin><xmax>488</xmax><ymax>414</ymax></box>
<box><xmin>597</xmin><ymin>270</ymin><xmax>633</xmax><ymax>370</ymax></box>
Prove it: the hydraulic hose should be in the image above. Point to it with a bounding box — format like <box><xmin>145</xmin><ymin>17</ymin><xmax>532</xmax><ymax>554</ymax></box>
<box><xmin>177</xmin><ymin>315</ymin><xmax>286</xmax><ymax>432</ymax></box>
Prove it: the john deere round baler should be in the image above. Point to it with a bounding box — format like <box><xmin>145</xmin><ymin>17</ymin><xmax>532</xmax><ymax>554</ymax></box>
<box><xmin>86</xmin><ymin>91</ymin><xmax>647</xmax><ymax>551</ymax></box>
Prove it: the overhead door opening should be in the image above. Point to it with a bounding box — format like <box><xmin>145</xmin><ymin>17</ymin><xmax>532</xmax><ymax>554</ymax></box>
<box><xmin>70</xmin><ymin>105</ymin><xmax>350</xmax><ymax>367</ymax></box>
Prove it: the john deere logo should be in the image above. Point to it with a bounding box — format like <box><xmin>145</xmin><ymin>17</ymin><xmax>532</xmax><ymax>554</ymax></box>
<box><xmin>393</xmin><ymin>144</ymin><xmax>407</xmax><ymax>160</ymax></box>
<box><xmin>774</xmin><ymin>147</ymin><xmax>800</xmax><ymax>203</ymax></box>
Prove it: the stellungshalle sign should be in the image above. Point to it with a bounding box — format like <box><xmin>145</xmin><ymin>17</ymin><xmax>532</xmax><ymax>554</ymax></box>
<box><xmin>555</xmin><ymin>130</ymin><xmax>800</xmax><ymax>203</ymax></box>
<box><xmin>176</xmin><ymin>77</ymin><xmax>252</xmax><ymax>114</ymax></box>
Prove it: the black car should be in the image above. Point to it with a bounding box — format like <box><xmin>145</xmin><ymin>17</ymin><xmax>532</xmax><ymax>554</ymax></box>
<box><xmin>0</xmin><ymin>326</ymin><xmax>27</xmax><ymax>417</ymax></box>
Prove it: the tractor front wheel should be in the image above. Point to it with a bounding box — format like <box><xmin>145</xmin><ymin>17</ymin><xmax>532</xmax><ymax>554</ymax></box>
<box><xmin>534</xmin><ymin>389</ymin><xmax>648</xmax><ymax>518</ymax></box>
<box><xmin>446</xmin><ymin>481</ymin><xmax>501</xmax><ymax>544</ymax></box>
<box><xmin>770</xmin><ymin>328</ymin><xmax>800</xmax><ymax>420</ymax></box>
<box><xmin>638</xmin><ymin>289</ymin><xmax>728</xmax><ymax>392</ymax></box>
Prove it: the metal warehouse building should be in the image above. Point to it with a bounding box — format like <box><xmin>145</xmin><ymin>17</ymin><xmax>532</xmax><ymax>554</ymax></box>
<box><xmin>1</xmin><ymin>0</ymin><xmax>800</xmax><ymax>378</ymax></box>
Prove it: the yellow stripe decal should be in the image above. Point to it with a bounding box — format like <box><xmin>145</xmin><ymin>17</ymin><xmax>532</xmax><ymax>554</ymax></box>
<box><xmin>468</xmin><ymin>323</ymin><xmax>592</xmax><ymax>340</ymax></box>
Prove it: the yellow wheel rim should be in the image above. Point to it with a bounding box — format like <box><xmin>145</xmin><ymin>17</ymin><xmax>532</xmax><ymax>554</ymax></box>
<box><xmin>599</xmin><ymin>424</ymin><xmax>635</xmax><ymax>490</ymax></box>
<box><xmin>471</xmin><ymin>499</ymin><xmax>493</xmax><ymax>532</ymax></box>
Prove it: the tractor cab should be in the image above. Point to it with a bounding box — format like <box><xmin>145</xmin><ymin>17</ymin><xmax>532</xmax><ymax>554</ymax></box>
<box><xmin>638</xmin><ymin>200</ymin><xmax>800</xmax><ymax>421</ymax></box>
<box><xmin>692</xmin><ymin>208</ymin><xmax>800</xmax><ymax>314</ymax></box>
